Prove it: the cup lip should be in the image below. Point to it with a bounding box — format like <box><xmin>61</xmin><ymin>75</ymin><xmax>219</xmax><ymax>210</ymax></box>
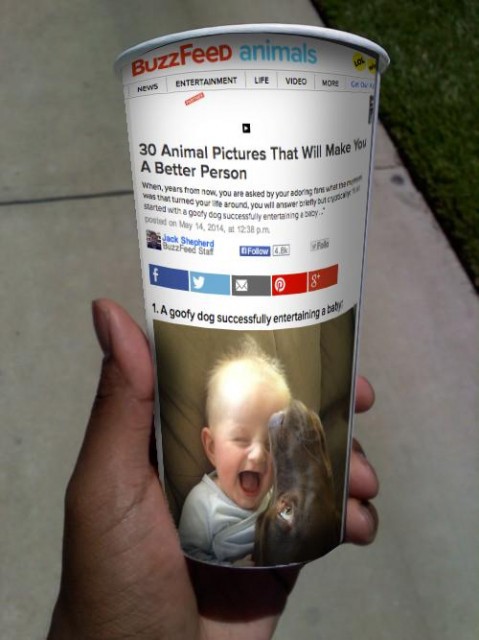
<box><xmin>114</xmin><ymin>23</ymin><xmax>390</xmax><ymax>78</ymax></box>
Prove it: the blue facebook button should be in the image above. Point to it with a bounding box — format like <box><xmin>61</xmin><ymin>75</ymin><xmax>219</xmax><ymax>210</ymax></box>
<box><xmin>149</xmin><ymin>264</ymin><xmax>189</xmax><ymax>291</ymax></box>
<box><xmin>190</xmin><ymin>271</ymin><xmax>230</xmax><ymax>295</ymax></box>
<box><xmin>239</xmin><ymin>245</ymin><xmax>271</xmax><ymax>257</ymax></box>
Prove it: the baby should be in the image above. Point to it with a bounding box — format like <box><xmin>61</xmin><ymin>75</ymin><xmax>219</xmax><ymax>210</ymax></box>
<box><xmin>178</xmin><ymin>338</ymin><xmax>291</xmax><ymax>564</ymax></box>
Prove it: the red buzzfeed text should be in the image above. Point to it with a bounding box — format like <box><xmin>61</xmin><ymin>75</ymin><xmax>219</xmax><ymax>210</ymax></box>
<box><xmin>132</xmin><ymin>43</ymin><xmax>233</xmax><ymax>76</ymax></box>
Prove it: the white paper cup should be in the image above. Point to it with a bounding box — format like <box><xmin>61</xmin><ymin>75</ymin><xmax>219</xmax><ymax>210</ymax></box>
<box><xmin>115</xmin><ymin>24</ymin><xmax>389</xmax><ymax>568</ymax></box>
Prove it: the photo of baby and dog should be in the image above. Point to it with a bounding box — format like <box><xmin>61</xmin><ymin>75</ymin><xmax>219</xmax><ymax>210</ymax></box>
<box><xmin>153</xmin><ymin>307</ymin><xmax>355</xmax><ymax>567</ymax></box>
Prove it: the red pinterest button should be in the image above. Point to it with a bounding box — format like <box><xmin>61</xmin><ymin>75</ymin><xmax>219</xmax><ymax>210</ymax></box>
<box><xmin>308</xmin><ymin>264</ymin><xmax>339</xmax><ymax>291</ymax></box>
<box><xmin>272</xmin><ymin>272</ymin><xmax>308</xmax><ymax>295</ymax></box>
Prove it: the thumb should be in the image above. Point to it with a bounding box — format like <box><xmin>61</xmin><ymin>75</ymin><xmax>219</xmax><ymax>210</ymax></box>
<box><xmin>75</xmin><ymin>299</ymin><xmax>155</xmax><ymax>479</ymax></box>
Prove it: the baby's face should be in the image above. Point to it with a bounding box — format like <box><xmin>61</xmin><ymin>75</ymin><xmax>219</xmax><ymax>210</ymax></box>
<box><xmin>205</xmin><ymin>383</ymin><xmax>289</xmax><ymax>510</ymax></box>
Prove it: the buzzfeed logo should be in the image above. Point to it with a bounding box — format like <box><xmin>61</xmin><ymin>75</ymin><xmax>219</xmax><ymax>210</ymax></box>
<box><xmin>132</xmin><ymin>42</ymin><xmax>233</xmax><ymax>77</ymax></box>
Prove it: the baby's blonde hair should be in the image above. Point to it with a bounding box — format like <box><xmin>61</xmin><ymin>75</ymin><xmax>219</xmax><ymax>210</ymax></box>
<box><xmin>205</xmin><ymin>336</ymin><xmax>291</xmax><ymax>428</ymax></box>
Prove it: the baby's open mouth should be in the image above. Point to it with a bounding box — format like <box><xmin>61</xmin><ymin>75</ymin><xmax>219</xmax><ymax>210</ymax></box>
<box><xmin>239</xmin><ymin>471</ymin><xmax>261</xmax><ymax>495</ymax></box>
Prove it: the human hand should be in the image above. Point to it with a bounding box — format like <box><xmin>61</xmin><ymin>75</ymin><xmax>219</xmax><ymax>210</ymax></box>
<box><xmin>47</xmin><ymin>299</ymin><xmax>379</xmax><ymax>640</ymax></box>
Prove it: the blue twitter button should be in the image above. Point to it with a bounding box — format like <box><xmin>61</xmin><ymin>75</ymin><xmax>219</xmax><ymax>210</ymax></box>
<box><xmin>190</xmin><ymin>271</ymin><xmax>230</xmax><ymax>295</ymax></box>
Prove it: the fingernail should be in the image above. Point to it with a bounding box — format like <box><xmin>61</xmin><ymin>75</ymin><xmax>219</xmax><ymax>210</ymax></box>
<box><xmin>92</xmin><ymin>300</ymin><xmax>111</xmax><ymax>355</ymax></box>
<box><xmin>358</xmin><ymin>451</ymin><xmax>380</xmax><ymax>490</ymax></box>
<box><xmin>360</xmin><ymin>502</ymin><xmax>378</xmax><ymax>542</ymax></box>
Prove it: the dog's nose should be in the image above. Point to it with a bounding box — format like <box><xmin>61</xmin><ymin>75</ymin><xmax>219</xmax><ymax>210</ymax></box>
<box><xmin>268</xmin><ymin>410</ymin><xmax>285</xmax><ymax>430</ymax></box>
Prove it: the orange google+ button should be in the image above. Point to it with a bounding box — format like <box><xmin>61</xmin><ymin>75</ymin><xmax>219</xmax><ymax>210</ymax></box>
<box><xmin>308</xmin><ymin>264</ymin><xmax>339</xmax><ymax>291</ymax></box>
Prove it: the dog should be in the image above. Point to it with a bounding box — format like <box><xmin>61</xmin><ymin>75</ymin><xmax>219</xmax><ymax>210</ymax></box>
<box><xmin>254</xmin><ymin>400</ymin><xmax>341</xmax><ymax>566</ymax></box>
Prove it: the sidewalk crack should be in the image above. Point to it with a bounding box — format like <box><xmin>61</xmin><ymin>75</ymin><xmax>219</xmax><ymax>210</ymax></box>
<box><xmin>0</xmin><ymin>190</ymin><xmax>134</xmax><ymax>207</ymax></box>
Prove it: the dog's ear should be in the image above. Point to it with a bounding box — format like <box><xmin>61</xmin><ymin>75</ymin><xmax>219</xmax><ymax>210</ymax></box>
<box><xmin>313</xmin><ymin>412</ymin><xmax>328</xmax><ymax>451</ymax></box>
<box><xmin>312</xmin><ymin>412</ymin><xmax>335</xmax><ymax>481</ymax></box>
<box><xmin>201</xmin><ymin>427</ymin><xmax>216</xmax><ymax>466</ymax></box>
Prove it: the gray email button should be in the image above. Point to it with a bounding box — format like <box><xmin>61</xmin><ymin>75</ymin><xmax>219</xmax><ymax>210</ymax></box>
<box><xmin>231</xmin><ymin>275</ymin><xmax>271</xmax><ymax>296</ymax></box>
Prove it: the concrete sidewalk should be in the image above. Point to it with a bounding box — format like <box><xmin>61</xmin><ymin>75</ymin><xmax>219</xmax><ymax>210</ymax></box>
<box><xmin>1</xmin><ymin>1</ymin><xmax>477</xmax><ymax>639</ymax></box>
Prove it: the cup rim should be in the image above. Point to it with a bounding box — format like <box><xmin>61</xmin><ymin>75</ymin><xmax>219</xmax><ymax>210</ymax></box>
<box><xmin>114</xmin><ymin>23</ymin><xmax>390</xmax><ymax>78</ymax></box>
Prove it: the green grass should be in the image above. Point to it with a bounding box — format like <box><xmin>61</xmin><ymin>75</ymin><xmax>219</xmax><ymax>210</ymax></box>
<box><xmin>313</xmin><ymin>0</ymin><xmax>479</xmax><ymax>288</ymax></box>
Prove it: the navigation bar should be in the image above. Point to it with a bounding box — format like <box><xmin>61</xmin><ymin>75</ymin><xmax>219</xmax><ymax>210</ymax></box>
<box><xmin>125</xmin><ymin>70</ymin><xmax>375</xmax><ymax>98</ymax></box>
